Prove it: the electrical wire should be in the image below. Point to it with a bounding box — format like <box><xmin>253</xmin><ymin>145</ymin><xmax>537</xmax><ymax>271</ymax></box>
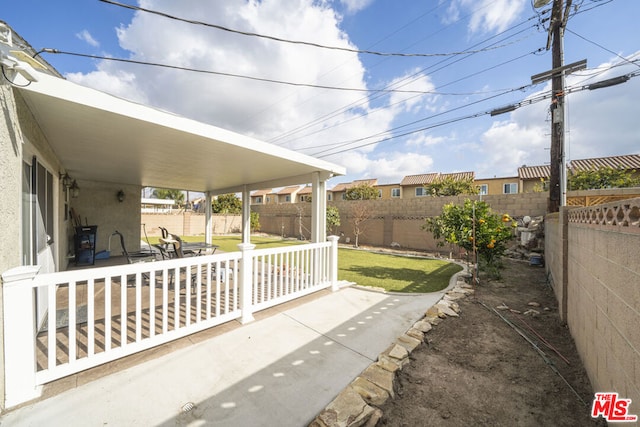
<box><xmin>312</xmin><ymin>71</ymin><xmax>639</xmax><ymax>158</ymax></box>
<box><xmin>0</xmin><ymin>65</ymin><xmax>32</xmax><ymax>87</ymax></box>
<box><xmin>566</xmin><ymin>28</ymin><xmax>640</xmax><ymax>70</ymax></box>
<box><xmin>268</xmin><ymin>22</ymin><xmax>541</xmax><ymax>146</ymax></box>
<box><xmin>284</xmin><ymin>48</ymin><xmax>543</xmax><ymax>152</ymax></box>
<box><xmin>98</xmin><ymin>0</ymin><xmax>530</xmax><ymax>58</ymax></box>
<box><xmin>36</xmin><ymin>49</ymin><xmax>464</xmax><ymax>95</ymax></box>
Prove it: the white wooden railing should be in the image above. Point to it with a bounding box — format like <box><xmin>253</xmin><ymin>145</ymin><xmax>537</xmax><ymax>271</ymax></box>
<box><xmin>1</xmin><ymin>237</ymin><xmax>339</xmax><ymax>408</ymax></box>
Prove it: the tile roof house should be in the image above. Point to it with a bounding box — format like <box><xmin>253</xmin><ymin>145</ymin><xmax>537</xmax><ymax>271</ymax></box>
<box><xmin>250</xmin><ymin>188</ymin><xmax>274</xmax><ymax>205</ymax></box>
<box><xmin>401</xmin><ymin>172</ymin><xmax>475</xmax><ymax>198</ymax></box>
<box><xmin>276</xmin><ymin>186</ymin><xmax>303</xmax><ymax>203</ymax></box>
<box><xmin>329</xmin><ymin>179</ymin><xmax>378</xmax><ymax>200</ymax></box>
<box><xmin>518</xmin><ymin>154</ymin><xmax>640</xmax><ymax>193</ymax></box>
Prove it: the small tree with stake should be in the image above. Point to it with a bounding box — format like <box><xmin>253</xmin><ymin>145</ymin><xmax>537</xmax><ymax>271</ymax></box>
<box><xmin>423</xmin><ymin>199</ymin><xmax>515</xmax><ymax>279</ymax></box>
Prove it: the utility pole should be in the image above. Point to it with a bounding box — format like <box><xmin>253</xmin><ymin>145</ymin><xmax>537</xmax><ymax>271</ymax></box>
<box><xmin>548</xmin><ymin>0</ymin><xmax>566</xmax><ymax>213</ymax></box>
<box><xmin>532</xmin><ymin>0</ymin><xmax>581</xmax><ymax>212</ymax></box>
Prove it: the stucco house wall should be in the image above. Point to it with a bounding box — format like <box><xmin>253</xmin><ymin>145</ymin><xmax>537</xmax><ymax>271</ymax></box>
<box><xmin>474</xmin><ymin>176</ymin><xmax>521</xmax><ymax>195</ymax></box>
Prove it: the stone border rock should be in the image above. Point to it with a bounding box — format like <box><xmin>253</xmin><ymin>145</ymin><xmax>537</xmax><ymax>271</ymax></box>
<box><xmin>309</xmin><ymin>272</ymin><xmax>475</xmax><ymax>427</ymax></box>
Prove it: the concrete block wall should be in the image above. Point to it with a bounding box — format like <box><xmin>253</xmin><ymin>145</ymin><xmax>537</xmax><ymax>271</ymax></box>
<box><xmin>567</xmin><ymin>221</ymin><xmax>640</xmax><ymax>409</ymax></box>
<box><xmin>546</xmin><ymin>198</ymin><xmax>640</xmax><ymax>412</ymax></box>
<box><xmin>544</xmin><ymin>212</ymin><xmax>567</xmax><ymax>320</ymax></box>
<box><xmin>252</xmin><ymin>192</ymin><xmax>548</xmax><ymax>251</ymax></box>
<box><xmin>141</xmin><ymin>213</ymin><xmax>242</xmax><ymax>238</ymax></box>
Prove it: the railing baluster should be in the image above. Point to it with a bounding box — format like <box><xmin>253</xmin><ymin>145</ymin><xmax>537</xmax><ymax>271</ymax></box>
<box><xmin>68</xmin><ymin>280</ymin><xmax>77</xmax><ymax>363</ymax></box>
<box><xmin>149</xmin><ymin>269</ymin><xmax>156</xmax><ymax>338</ymax></box>
<box><xmin>215</xmin><ymin>261</ymin><xmax>220</xmax><ymax>317</ymax></box>
<box><xmin>87</xmin><ymin>278</ymin><xmax>95</xmax><ymax>357</ymax></box>
<box><xmin>135</xmin><ymin>272</ymin><xmax>142</xmax><ymax>342</ymax></box>
<box><xmin>47</xmin><ymin>283</ymin><xmax>56</xmax><ymax>370</ymax></box>
<box><xmin>120</xmin><ymin>274</ymin><xmax>127</xmax><ymax>347</ymax></box>
<box><xmin>162</xmin><ymin>268</ymin><xmax>168</xmax><ymax>334</ymax></box>
<box><xmin>205</xmin><ymin>262</ymin><xmax>211</xmax><ymax>319</ymax></box>
<box><xmin>185</xmin><ymin>264</ymin><xmax>191</xmax><ymax>328</ymax></box>
<box><xmin>105</xmin><ymin>276</ymin><xmax>112</xmax><ymax>351</ymax></box>
<box><xmin>174</xmin><ymin>266</ymin><xmax>180</xmax><ymax>330</ymax></box>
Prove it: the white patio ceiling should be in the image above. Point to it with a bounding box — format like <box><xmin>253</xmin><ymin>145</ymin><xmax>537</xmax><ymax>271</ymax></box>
<box><xmin>17</xmin><ymin>71</ymin><xmax>345</xmax><ymax>194</ymax></box>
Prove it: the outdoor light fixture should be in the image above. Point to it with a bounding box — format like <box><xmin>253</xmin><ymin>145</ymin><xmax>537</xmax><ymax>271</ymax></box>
<box><xmin>70</xmin><ymin>180</ymin><xmax>80</xmax><ymax>198</ymax></box>
<box><xmin>60</xmin><ymin>173</ymin><xmax>72</xmax><ymax>191</ymax></box>
<box><xmin>117</xmin><ymin>190</ymin><xmax>125</xmax><ymax>203</ymax></box>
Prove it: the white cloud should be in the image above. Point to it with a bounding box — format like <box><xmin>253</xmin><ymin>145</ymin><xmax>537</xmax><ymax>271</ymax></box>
<box><xmin>406</xmin><ymin>133</ymin><xmax>446</xmax><ymax>148</ymax></box>
<box><xmin>338</xmin><ymin>0</ymin><xmax>374</xmax><ymax>14</ymax></box>
<box><xmin>388</xmin><ymin>71</ymin><xmax>438</xmax><ymax>115</ymax></box>
<box><xmin>330</xmin><ymin>150</ymin><xmax>434</xmax><ymax>184</ymax></box>
<box><xmin>76</xmin><ymin>29</ymin><xmax>100</xmax><ymax>48</ymax></box>
<box><xmin>446</xmin><ymin>0</ymin><xmax>526</xmax><ymax>34</ymax></box>
<box><xmin>66</xmin><ymin>68</ymin><xmax>149</xmax><ymax>104</ymax></box>
<box><xmin>68</xmin><ymin>0</ymin><xmax>404</xmax><ymax>179</ymax></box>
<box><xmin>473</xmin><ymin>53</ymin><xmax>640</xmax><ymax>177</ymax></box>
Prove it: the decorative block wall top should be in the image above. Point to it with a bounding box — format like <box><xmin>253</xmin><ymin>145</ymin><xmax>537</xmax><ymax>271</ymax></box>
<box><xmin>567</xmin><ymin>197</ymin><xmax>640</xmax><ymax>230</ymax></box>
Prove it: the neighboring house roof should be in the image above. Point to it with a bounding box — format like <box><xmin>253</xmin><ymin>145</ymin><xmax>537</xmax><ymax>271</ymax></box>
<box><xmin>401</xmin><ymin>173</ymin><xmax>439</xmax><ymax>186</ymax></box>
<box><xmin>297</xmin><ymin>186</ymin><xmax>312</xmax><ymax>195</ymax></box>
<box><xmin>251</xmin><ymin>189</ymin><xmax>273</xmax><ymax>197</ymax></box>
<box><xmin>277</xmin><ymin>186</ymin><xmax>302</xmax><ymax>195</ymax></box>
<box><xmin>569</xmin><ymin>154</ymin><xmax>640</xmax><ymax>171</ymax></box>
<box><xmin>15</xmin><ymin>70</ymin><xmax>345</xmax><ymax>194</ymax></box>
<box><xmin>519</xmin><ymin>165</ymin><xmax>550</xmax><ymax>180</ymax></box>
<box><xmin>330</xmin><ymin>179</ymin><xmax>378</xmax><ymax>192</ymax></box>
<box><xmin>400</xmin><ymin>172</ymin><xmax>474</xmax><ymax>186</ymax></box>
<box><xmin>518</xmin><ymin>155</ymin><xmax>640</xmax><ymax>179</ymax></box>
<box><xmin>442</xmin><ymin>171</ymin><xmax>475</xmax><ymax>181</ymax></box>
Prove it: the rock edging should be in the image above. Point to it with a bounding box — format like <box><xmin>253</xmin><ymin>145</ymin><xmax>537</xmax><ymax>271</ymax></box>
<box><xmin>309</xmin><ymin>276</ymin><xmax>475</xmax><ymax>427</ymax></box>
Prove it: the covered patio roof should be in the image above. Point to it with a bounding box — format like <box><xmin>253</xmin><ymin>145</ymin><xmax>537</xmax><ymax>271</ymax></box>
<box><xmin>17</xmin><ymin>71</ymin><xmax>345</xmax><ymax>194</ymax></box>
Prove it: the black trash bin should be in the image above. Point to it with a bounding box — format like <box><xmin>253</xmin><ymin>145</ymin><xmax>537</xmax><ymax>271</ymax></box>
<box><xmin>75</xmin><ymin>225</ymin><xmax>98</xmax><ymax>265</ymax></box>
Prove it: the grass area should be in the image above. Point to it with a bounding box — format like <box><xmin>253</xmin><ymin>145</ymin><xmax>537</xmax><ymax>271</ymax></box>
<box><xmin>154</xmin><ymin>234</ymin><xmax>462</xmax><ymax>293</ymax></box>
<box><xmin>338</xmin><ymin>247</ymin><xmax>462</xmax><ymax>293</ymax></box>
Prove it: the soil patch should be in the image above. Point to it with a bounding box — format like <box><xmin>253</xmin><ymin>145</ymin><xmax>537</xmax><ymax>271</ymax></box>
<box><xmin>376</xmin><ymin>258</ymin><xmax>605</xmax><ymax>427</ymax></box>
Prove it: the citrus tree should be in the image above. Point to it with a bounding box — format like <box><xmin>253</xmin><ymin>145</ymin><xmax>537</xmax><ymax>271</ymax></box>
<box><xmin>423</xmin><ymin>199</ymin><xmax>515</xmax><ymax>270</ymax></box>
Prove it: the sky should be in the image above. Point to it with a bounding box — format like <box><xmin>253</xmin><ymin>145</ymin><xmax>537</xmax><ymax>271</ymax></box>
<box><xmin>3</xmin><ymin>0</ymin><xmax>639</xmax><ymax>187</ymax></box>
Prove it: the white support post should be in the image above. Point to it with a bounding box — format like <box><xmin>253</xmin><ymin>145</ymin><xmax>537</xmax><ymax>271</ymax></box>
<box><xmin>242</xmin><ymin>186</ymin><xmax>251</xmax><ymax>244</ymax></box>
<box><xmin>1</xmin><ymin>266</ymin><xmax>42</xmax><ymax>408</ymax></box>
<box><xmin>311</xmin><ymin>172</ymin><xmax>328</xmax><ymax>243</ymax></box>
<box><xmin>237</xmin><ymin>243</ymin><xmax>256</xmax><ymax>324</ymax></box>
<box><xmin>205</xmin><ymin>191</ymin><xmax>212</xmax><ymax>245</ymax></box>
<box><xmin>327</xmin><ymin>235</ymin><xmax>340</xmax><ymax>292</ymax></box>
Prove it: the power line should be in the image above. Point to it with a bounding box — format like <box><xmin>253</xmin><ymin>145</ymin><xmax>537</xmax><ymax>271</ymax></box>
<box><xmin>566</xmin><ymin>28</ymin><xmax>640</xmax><ymax>70</ymax></box>
<box><xmin>36</xmin><ymin>49</ymin><xmax>474</xmax><ymax>95</ymax></box>
<box><xmin>99</xmin><ymin>0</ymin><xmax>530</xmax><ymax>58</ymax></box>
<box><xmin>268</xmin><ymin>21</ymin><xmax>541</xmax><ymax>146</ymax></box>
<box><xmin>275</xmin><ymin>46</ymin><xmax>543</xmax><ymax>150</ymax></box>
<box><xmin>309</xmin><ymin>86</ymin><xmax>533</xmax><ymax>157</ymax></box>
<box><xmin>312</xmin><ymin>71</ymin><xmax>639</xmax><ymax>158</ymax></box>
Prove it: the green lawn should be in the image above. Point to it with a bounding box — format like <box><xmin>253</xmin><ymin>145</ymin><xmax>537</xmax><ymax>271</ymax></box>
<box><xmin>337</xmin><ymin>247</ymin><xmax>462</xmax><ymax>293</ymax></box>
<box><xmin>158</xmin><ymin>235</ymin><xmax>461</xmax><ymax>293</ymax></box>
